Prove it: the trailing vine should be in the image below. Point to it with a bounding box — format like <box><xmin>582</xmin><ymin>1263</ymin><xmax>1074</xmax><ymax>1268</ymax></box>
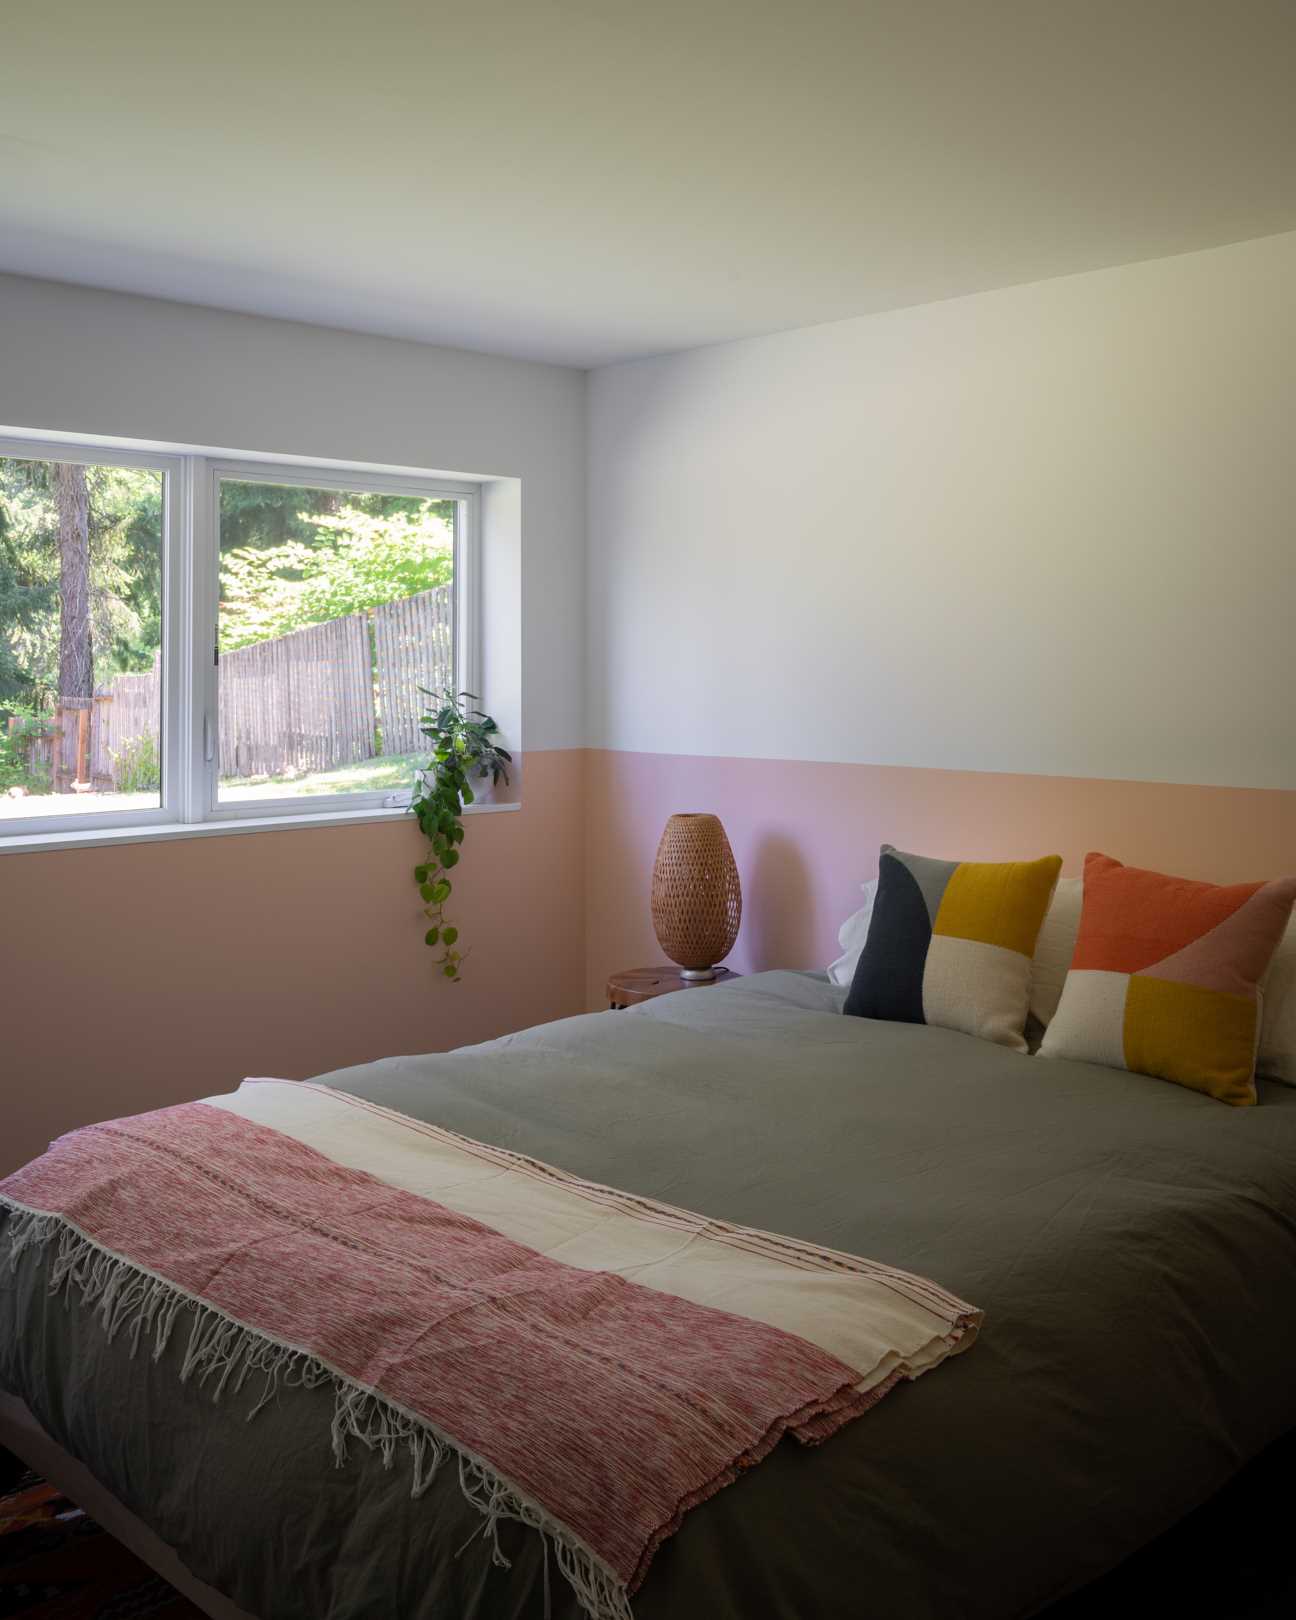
<box><xmin>412</xmin><ymin>690</ymin><xmax>512</xmax><ymax>980</ymax></box>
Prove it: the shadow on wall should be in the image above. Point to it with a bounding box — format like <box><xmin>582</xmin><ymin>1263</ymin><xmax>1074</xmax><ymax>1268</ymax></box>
<box><xmin>743</xmin><ymin>832</ymin><xmax>817</xmax><ymax>972</ymax></box>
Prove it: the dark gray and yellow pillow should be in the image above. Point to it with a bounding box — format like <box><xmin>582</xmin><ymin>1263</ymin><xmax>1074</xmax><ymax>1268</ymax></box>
<box><xmin>845</xmin><ymin>845</ymin><xmax>1062</xmax><ymax>1051</ymax></box>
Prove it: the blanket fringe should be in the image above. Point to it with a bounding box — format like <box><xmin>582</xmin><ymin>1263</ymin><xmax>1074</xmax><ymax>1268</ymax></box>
<box><xmin>1</xmin><ymin>1199</ymin><xmax>632</xmax><ymax>1620</ymax></box>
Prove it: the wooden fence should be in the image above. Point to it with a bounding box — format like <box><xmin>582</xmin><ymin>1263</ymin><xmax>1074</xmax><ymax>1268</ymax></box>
<box><xmin>92</xmin><ymin>665</ymin><xmax>160</xmax><ymax>788</ymax></box>
<box><xmin>372</xmin><ymin>586</ymin><xmax>454</xmax><ymax>756</ymax></box>
<box><xmin>21</xmin><ymin>585</ymin><xmax>452</xmax><ymax>791</ymax></box>
<box><xmin>219</xmin><ymin>612</ymin><xmax>375</xmax><ymax>780</ymax></box>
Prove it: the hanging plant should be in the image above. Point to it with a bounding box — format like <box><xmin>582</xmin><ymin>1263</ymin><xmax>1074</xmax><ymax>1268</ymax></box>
<box><xmin>411</xmin><ymin>690</ymin><xmax>512</xmax><ymax>980</ymax></box>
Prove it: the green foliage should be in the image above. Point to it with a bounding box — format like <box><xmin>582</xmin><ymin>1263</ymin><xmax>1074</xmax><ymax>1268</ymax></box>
<box><xmin>0</xmin><ymin>492</ymin><xmax>54</xmax><ymax>705</ymax></box>
<box><xmin>218</xmin><ymin>482</ymin><xmax>449</xmax><ymax>553</ymax></box>
<box><xmin>0</xmin><ymin>705</ymin><xmax>51</xmax><ymax>794</ymax></box>
<box><xmin>111</xmin><ymin>732</ymin><xmax>161</xmax><ymax>794</ymax></box>
<box><xmin>216</xmin><ymin>481</ymin><xmax>335</xmax><ymax>552</ymax></box>
<box><xmin>411</xmin><ymin>690</ymin><xmax>511</xmax><ymax>981</ymax></box>
<box><xmin>0</xmin><ymin>757</ymin><xmax>31</xmax><ymax>793</ymax></box>
<box><xmin>1</xmin><ymin>465</ymin><xmax>453</xmax><ymax>751</ymax></box>
<box><xmin>0</xmin><ymin>458</ymin><xmax>163</xmax><ymax>710</ymax></box>
<box><xmin>218</xmin><ymin>499</ymin><xmax>454</xmax><ymax>651</ymax></box>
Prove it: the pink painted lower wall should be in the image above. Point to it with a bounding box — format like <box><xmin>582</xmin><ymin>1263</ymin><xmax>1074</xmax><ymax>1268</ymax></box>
<box><xmin>7</xmin><ymin>744</ymin><xmax>1294</xmax><ymax>1176</ymax></box>
<box><xmin>583</xmin><ymin>750</ymin><xmax>1296</xmax><ymax>1008</ymax></box>
<box><xmin>0</xmin><ymin>749</ymin><xmax>586</xmax><ymax>1176</ymax></box>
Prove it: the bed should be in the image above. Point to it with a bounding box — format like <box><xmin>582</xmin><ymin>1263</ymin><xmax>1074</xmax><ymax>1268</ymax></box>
<box><xmin>5</xmin><ymin>969</ymin><xmax>1296</xmax><ymax>1619</ymax></box>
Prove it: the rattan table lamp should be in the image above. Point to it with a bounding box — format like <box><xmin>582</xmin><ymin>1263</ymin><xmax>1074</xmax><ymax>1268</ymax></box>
<box><xmin>650</xmin><ymin>813</ymin><xmax>742</xmax><ymax>981</ymax></box>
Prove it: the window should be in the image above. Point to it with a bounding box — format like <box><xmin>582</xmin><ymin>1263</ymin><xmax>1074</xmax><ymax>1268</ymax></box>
<box><xmin>0</xmin><ymin>443</ymin><xmax>178</xmax><ymax>832</ymax></box>
<box><xmin>0</xmin><ymin>435</ymin><xmax>477</xmax><ymax>844</ymax></box>
<box><xmin>213</xmin><ymin>468</ymin><xmax>465</xmax><ymax>812</ymax></box>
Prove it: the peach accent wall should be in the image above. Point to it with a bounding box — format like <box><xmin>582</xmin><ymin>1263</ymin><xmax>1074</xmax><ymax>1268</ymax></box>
<box><xmin>583</xmin><ymin>750</ymin><xmax>1296</xmax><ymax>1007</ymax></box>
<box><xmin>0</xmin><ymin>751</ymin><xmax>586</xmax><ymax>1177</ymax></box>
<box><xmin>7</xmin><ymin>744</ymin><xmax>1294</xmax><ymax>1176</ymax></box>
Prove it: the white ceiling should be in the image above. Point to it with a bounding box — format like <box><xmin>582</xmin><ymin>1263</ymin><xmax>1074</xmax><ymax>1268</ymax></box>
<box><xmin>2</xmin><ymin>1</ymin><xmax>1294</xmax><ymax>368</ymax></box>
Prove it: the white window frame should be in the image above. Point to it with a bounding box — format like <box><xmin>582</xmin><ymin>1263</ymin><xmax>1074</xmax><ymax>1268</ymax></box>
<box><xmin>0</xmin><ymin>433</ymin><xmax>187</xmax><ymax>840</ymax></box>
<box><xmin>0</xmin><ymin>432</ymin><xmax>480</xmax><ymax>848</ymax></box>
<box><xmin>198</xmin><ymin>459</ymin><xmax>478</xmax><ymax>824</ymax></box>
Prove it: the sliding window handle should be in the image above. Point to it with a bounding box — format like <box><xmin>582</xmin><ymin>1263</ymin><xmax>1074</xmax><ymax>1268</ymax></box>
<box><xmin>203</xmin><ymin>714</ymin><xmax>215</xmax><ymax>763</ymax></box>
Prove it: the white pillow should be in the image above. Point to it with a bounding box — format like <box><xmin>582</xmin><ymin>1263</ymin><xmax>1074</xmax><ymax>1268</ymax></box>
<box><xmin>1259</xmin><ymin>915</ymin><xmax>1296</xmax><ymax>1084</ymax></box>
<box><xmin>828</xmin><ymin>879</ymin><xmax>879</xmax><ymax>987</ymax></box>
<box><xmin>1028</xmin><ymin>875</ymin><xmax>1084</xmax><ymax>1029</ymax></box>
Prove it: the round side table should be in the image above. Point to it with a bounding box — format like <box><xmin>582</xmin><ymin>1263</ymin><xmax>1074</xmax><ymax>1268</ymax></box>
<box><xmin>606</xmin><ymin>966</ymin><xmax>741</xmax><ymax>1009</ymax></box>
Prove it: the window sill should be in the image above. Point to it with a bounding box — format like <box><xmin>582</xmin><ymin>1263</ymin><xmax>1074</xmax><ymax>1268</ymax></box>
<box><xmin>0</xmin><ymin>800</ymin><xmax>521</xmax><ymax>857</ymax></box>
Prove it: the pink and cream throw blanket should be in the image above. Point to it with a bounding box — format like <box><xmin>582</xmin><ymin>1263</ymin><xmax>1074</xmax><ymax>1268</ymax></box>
<box><xmin>0</xmin><ymin>1080</ymin><xmax>980</xmax><ymax>1619</ymax></box>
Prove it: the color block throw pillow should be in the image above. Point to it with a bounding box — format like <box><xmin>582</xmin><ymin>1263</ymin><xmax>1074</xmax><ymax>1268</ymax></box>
<box><xmin>1039</xmin><ymin>853</ymin><xmax>1296</xmax><ymax>1106</ymax></box>
<box><xmin>844</xmin><ymin>845</ymin><xmax>1062</xmax><ymax>1050</ymax></box>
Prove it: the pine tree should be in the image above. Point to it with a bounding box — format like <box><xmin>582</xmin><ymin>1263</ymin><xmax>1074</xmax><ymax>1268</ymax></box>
<box><xmin>54</xmin><ymin>464</ymin><xmax>93</xmax><ymax>702</ymax></box>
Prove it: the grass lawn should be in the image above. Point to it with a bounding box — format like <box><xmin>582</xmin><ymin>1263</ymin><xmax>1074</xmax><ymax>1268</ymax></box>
<box><xmin>0</xmin><ymin>785</ymin><xmax>159</xmax><ymax>819</ymax></box>
<box><xmin>219</xmin><ymin>751</ymin><xmax>422</xmax><ymax>802</ymax></box>
<box><xmin>0</xmin><ymin>752</ymin><xmax>424</xmax><ymax>819</ymax></box>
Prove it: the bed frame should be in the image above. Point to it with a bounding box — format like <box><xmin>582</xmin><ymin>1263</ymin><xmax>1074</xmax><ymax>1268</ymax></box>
<box><xmin>7</xmin><ymin>1385</ymin><xmax>1296</xmax><ymax>1620</ymax></box>
<box><xmin>0</xmin><ymin>1392</ymin><xmax>256</xmax><ymax>1620</ymax></box>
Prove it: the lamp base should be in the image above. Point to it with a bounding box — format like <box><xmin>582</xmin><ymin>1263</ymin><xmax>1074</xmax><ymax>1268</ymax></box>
<box><xmin>678</xmin><ymin>967</ymin><xmax>717</xmax><ymax>981</ymax></box>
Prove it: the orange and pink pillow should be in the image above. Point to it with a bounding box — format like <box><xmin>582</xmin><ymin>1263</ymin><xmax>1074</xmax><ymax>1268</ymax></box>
<box><xmin>1039</xmin><ymin>853</ymin><xmax>1296</xmax><ymax>1106</ymax></box>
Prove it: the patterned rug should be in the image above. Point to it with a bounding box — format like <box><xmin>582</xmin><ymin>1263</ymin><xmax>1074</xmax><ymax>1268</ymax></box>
<box><xmin>0</xmin><ymin>1465</ymin><xmax>204</xmax><ymax>1620</ymax></box>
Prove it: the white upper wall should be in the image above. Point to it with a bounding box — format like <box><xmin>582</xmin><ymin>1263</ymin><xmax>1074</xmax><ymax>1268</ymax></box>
<box><xmin>0</xmin><ymin>272</ymin><xmax>587</xmax><ymax>752</ymax></box>
<box><xmin>8</xmin><ymin>230</ymin><xmax>1296</xmax><ymax>790</ymax></box>
<box><xmin>587</xmin><ymin>231</ymin><xmax>1296</xmax><ymax>790</ymax></box>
